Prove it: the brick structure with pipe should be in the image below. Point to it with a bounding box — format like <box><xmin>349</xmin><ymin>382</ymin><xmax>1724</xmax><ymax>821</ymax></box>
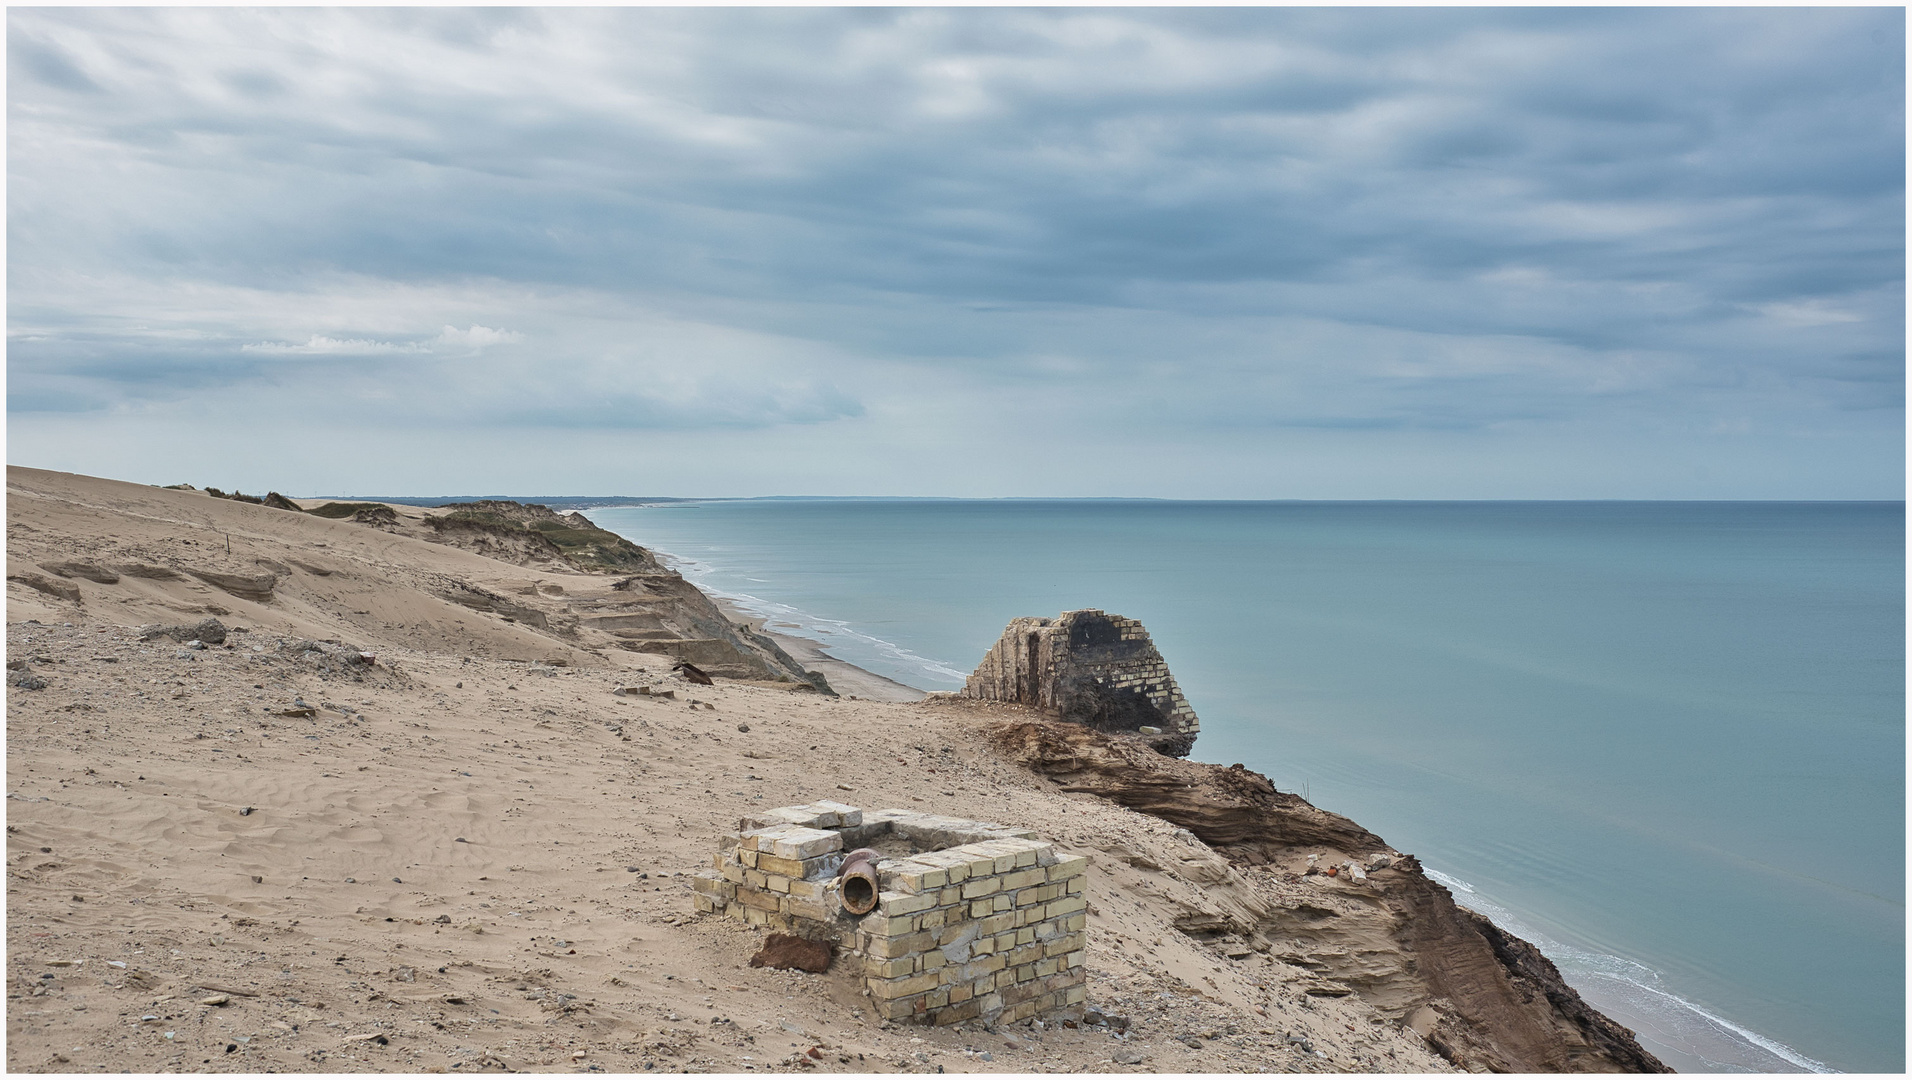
<box><xmin>692</xmin><ymin>801</ymin><xmax>1088</xmax><ymax>1026</ymax></box>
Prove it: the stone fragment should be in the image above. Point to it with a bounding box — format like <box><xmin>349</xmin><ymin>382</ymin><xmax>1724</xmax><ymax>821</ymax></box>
<box><xmin>749</xmin><ymin>933</ymin><xmax>831</xmax><ymax>973</ymax></box>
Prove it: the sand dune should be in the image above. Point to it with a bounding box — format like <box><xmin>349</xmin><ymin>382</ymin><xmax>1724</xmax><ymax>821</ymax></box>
<box><xmin>5</xmin><ymin>468</ymin><xmax>1491</xmax><ymax>1073</ymax></box>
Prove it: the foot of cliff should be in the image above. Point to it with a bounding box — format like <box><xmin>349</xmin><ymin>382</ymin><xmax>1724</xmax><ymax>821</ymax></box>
<box><xmin>990</xmin><ymin>718</ymin><xmax>1671</xmax><ymax>1074</ymax></box>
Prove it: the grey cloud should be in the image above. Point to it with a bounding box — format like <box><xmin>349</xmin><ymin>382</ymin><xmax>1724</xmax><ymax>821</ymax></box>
<box><xmin>6</xmin><ymin>7</ymin><xmax>1901</xmax><ymax>494</ymax></box>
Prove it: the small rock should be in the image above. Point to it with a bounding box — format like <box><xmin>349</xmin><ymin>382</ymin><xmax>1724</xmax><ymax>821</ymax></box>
<box><xmin>142</xmin><ymin>617</ymin><xmax>228</xmax><ymax>645</ymax></box>
<box><xmin>736</xmin><ymin>723</ymin><xmax>750</xmax><ymax>733</ymax></box>
<box><xmin>11</xmin><ymin>673</ymin><xmax>48</xmax><ymax>691</ymax></box>
<box><xmin>751</xmin><ymin>934</ymin><xmax>831</xmax><ymax>974</ymax></box>
<box><xmin>1113</xmin><ymin>1050</ymin><xmax>1145</xmax><ymax>1065</ymax></box>
<box><xmin>433</xmin><ymin>915</ymin><xmax>453</xmax><ymax>925</ymax></box>
<box><xmin>199</xmin><ymin>995</ymin><xmax>231</xmax><ymax>1007</ymax></box>
<box><xmin>1175</xmin><ymin>1034</ymin><xmax>1203</xmax><ymax>1049</ymax></box>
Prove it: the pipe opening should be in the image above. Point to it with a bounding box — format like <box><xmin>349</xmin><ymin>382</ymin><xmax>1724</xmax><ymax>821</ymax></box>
<box><xmin>838</xmin><ymin>849</ymin><xmax>881</xmax><ymax>915</ymax></box>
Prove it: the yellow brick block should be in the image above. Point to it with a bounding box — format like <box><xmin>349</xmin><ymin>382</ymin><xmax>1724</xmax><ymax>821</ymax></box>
<box><xmin>882</xmin><ymin>891</ymin><xmax>936</xmax><ymax>916</ymax></box>
<box><xmin>765</xmin><ymin>874</ymin><xmax>793</xmax><ymax>894</ymax></box>
<box><xmin>756</xmin><ymin>854</ymin><xmax>805</xmax><ymax>878</ymax></box>
<box><xmin>961</xmin><ymin>877</ymin><xmax>1001</xmax><ymax>899</ymax></box>
<box><xmin>1001</xmin><ymin>868</ymin><xmax>1043</xmax><ymax>890</ymax></box>
<box><xmin>870</xmin><ymin>971</ymin><xmax>940</xmax><ymax>1000</ymax></box>
<box><xmin>1046</xmin><ymin>896</ymin><xmax>1087</xmax><ymax>919</ymax></box>
<box><xmin>739</xmin><ymin>888</ymin><xmax>782</xmax><ymax>912</ymax></box>
<box><xmin>892</xmin><ymin>866</ymin><xmax>949</xmax><ymax>893</ymax></box>
<box><xmin>861</xmin><ymin>913</ymin><xmax>916</xmax><ymax>936</ymax></box>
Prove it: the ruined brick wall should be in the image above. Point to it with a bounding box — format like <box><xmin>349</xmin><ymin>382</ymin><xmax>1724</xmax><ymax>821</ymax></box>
<box><xmin>692</xmin><ymin>802</ymin><xmax>1087</xmax><ymax>1027</ymax></box>
<box><xmin>959</xmin><ymin>609</ymin><xmax>1199</xmax><ymax>756</ymax></box>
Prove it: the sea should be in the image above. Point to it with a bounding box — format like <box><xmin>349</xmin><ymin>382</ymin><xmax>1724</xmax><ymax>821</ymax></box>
<box><xmin>586</xmin><ymin>499</ymin><xmax>1905</xmax><ymax>1074</ymax></box>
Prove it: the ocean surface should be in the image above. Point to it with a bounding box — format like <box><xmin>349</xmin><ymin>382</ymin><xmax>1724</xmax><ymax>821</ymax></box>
<box><xmin>586</xmin><ymin>500</ymin><xmax>1904</xmax><ymax>1073</ymax></box>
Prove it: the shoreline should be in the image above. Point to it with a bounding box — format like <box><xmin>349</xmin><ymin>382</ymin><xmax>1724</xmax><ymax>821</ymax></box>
<box><xmin>711</xmin><ymin>596</ymin><xmax>929</xmax><ymax>703</ymax></box>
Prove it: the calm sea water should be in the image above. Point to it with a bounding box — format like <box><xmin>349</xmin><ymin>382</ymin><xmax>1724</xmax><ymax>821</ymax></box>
<box><xmin>588</xmin><ymin>500</ymin><xmax>1904</xmax><ymax>1073</ymax></box>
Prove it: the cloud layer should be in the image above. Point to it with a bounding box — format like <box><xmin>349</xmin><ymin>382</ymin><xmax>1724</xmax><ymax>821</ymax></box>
<box><xmin>7</xmin><ymin>8</ymin><xmax>1902</xmax><ymax>496</ymax></box>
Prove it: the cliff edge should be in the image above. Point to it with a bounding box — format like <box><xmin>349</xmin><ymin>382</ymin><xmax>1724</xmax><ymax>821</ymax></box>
<box><xmin>990</xmin><ymin>717</ymin><xmax>1670</xmax><ymax>1073</ymax></box>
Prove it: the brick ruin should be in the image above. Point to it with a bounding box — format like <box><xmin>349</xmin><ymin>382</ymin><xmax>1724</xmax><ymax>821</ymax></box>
<box><xmin>958</xmin><ymin>609</ymin><xmax>1200</xmax><ymax>757</ymax></box>
<box><xmin>692</xmin><ymin>801</ymin><xmax>1088</xmax><ymax>1027</ymax></box>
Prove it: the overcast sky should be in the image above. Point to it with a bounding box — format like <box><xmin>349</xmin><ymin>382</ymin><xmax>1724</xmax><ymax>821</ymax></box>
<box><xmin>8</xmin><ymin>7</ymin><xmax>1903</xmax><ymax>498</ymax></box>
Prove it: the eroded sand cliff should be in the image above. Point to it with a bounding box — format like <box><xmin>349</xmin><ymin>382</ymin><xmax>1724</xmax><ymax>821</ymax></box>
<box><xmin>4</xmin><ymin>467</ymin><xmax>1663</xmax><ymax>1073</ymax></box>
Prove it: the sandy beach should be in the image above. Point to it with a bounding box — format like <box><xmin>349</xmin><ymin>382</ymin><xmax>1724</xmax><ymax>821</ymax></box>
<box><xmin>714</xmin><ymin>607</ymin><xmax>927</xmax><ymax>705</ymax></box>
<box><xmin>5</xmin><ymin>467</ymin><xmax>1661</xmax><ymax>1074</ymax></box>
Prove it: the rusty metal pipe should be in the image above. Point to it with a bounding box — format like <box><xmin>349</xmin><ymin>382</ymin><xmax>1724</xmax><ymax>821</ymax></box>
<box><xmin>837</xmin><ymin>848</ymin><xmax>881</xmax><ymax>915</ymax></box>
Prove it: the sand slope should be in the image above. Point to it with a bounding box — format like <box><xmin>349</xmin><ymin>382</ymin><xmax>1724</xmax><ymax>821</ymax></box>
<box><xmin>6</xmin><ymin>468</ymin><xmax>1464</xmax><ymax>1073</ymax></box>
